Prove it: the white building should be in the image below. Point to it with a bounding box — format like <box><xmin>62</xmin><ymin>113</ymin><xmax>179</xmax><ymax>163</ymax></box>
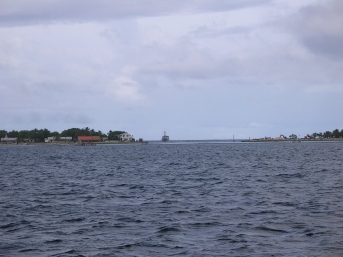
<box><xmin>45</xmin><ymin>136</ymin><xmax>73</xmax><ymax>142</ymax></box>
<box><xmin>60</xmin><ymin>137</ymin><xmax>73</xmax><ymax>141</ymax></box>
<box><xmin>119</xmin><ymin>132</ymin><xmax>134</xmax><ymax>142</ymax></box>
<box><xmin>1</xmin><ymin>137</ymin><xmax>18</xmax><ymax>143</ymax></box>
<box><xmin>45</xmin><ymin>137</ymin><xmax>56</xmax><ymax>143</ymax></box>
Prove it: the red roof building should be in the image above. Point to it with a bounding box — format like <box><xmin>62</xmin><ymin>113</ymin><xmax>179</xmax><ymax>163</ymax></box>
<box><xmin>91</xmin><ymin>136</ymin><xmax>101</xmax><ymax>141</ymax></box>
<box><xmin>78</xmin><ymin>136</ymin><xmax>102</xmax><ymax>142</ymax></box>
<box><xmin>78</xmin><ymin>136</ymin><xmax>93</xmax><ymax>142</ymax></box>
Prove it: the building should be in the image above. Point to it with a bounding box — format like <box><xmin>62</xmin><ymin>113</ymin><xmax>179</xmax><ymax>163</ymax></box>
<box><xmin>1</xmin><ymin>137</ymin><xmax>18</xmax><ymax>143</ymax></box>
<box><xmin>78</xmin><ymin>136</ymin><xmax>102</xmax><ymax>142</ymax></box>
<box><xmin>45</xmin><ymin>137</ymin><xmax>56</xmax><ymax>143</ymax></box>
<box><xmin>44</xmin><ymin>137</ymin><xmax>73</xmax><ymax>143</ymax></box>
<box><xmin>60</xmin><ymin>137</ymin><xmax>73</xmax><ymax>141</ymax></box>
<box><xmin>119</xmin><ymin>132</ymin><xmax>134</xmax><ymax>142</ymax></box>
<box><xmin>91</xmin><ymin>136</ymin><xmax>101</xmax><ymax>142</ymax></box>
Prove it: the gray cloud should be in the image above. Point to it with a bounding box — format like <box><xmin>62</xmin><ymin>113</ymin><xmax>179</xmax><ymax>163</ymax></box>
<box><xmin>190</xmin><ymin>25</ymin><xmax>254</xmax><ymax>38</ymax></box>
<box><xmin>285</xmin><ymin>0</ymin><xmax>343</xmax><ymax>59</ymax></box>
<box><xmin>0</xmin><ymin>0</ymin><xmax>271</xmax><ymax>27</ymax></box>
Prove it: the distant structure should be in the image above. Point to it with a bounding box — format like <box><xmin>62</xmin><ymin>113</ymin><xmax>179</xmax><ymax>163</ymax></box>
<box><xmin>118</xmin><ymin>132</ymin><xmax>134</xmax><ymax>142</ymax></box>
<box><xmin>78</xmin><ymin>136</ymin><xmax>102</xmax><ymax>142</ymax></box>
<box><xmin>45</xmin><ymin>137</ymin><xmax>56</xmax><ymax>143</ymax></box>
<box><xmin>162</xmin><ymin>131</ymin><xmax>169</xmax><ymax>142</ymax></box>
<box><xmin>1</xmin><ymin>134</ymin><xmax>17</xmax><ymax>144</ymax></box>
<box><xmin>304</xmin><ymin>134</ymin><xmax>313</xmax><ymax>139</ymax></box>
<box><xmin>60</xmin><ymin>137</ymin><xmax>73</xmax><ymax>142</ymax></box>
<box><xmin>45</xmin><ymin>137</ymin><xmax>72</xmax><ymax>143</ymax></box>
<box><xmin>274</xmin><ymin>134</ymin><xmax>287</xmax><ymax>141</ymax></box>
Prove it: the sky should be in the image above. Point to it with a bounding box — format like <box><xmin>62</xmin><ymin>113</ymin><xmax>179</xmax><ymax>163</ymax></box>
<box><xmin>1</xmin><ymin>0</ymin><xmax>343</xmax><ymax>140</ymax></box>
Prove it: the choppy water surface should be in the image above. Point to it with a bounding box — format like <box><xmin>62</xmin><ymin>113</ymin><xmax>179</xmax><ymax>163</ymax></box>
<box><xmin>1</xmin><ymin>142</ymin><xmax>343</xmax><ymax>257</ymax></box>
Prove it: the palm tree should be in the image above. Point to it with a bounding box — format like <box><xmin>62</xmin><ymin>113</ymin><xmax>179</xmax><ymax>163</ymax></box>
<box><xmin>332</xmin><ymin>129</ymin><xmax>340</xmax><ymax>138</ymax></box>
<box><xmin>323</xmin><ymin>131</ymin><xmax>332</xmax><ymax>138</ymax></box>
<box><xmin>84</xmin><ymin>127</ymin><xmax>90</xmax><ymax>136</ymax></box>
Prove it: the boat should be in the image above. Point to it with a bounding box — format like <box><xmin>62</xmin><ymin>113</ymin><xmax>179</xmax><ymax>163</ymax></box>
<box><xmin>162</xmin><ymin>131</ymin><xmax>169</xmax><ymax>142</ymax></box>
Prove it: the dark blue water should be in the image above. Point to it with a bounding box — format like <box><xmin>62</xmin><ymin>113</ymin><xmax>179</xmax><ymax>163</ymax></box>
<box><xmin>1</xmin><ymin>142</ymin><xmax>343</xmax><ymax>257</ymax></box>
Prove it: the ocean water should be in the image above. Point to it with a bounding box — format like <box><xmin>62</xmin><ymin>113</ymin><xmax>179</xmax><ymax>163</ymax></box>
<box><xmin>1</xmin><ymin>141</ymin><xmax>343</xmax><ymax>257</ymax></box>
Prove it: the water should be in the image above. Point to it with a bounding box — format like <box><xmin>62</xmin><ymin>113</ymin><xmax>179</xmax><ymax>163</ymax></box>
<box><xmin>1</xmin><ymin>142</ymin><xmax>343</xmax><ymax>256</ymax></box>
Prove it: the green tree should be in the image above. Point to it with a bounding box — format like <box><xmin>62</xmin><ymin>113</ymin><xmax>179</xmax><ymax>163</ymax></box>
<box><xmin>108</xmin><ymin>130</ymin><xmax>126</xmax><ymax>140</ymax></box>
<box><xmin>61</xmin><ymin>128</ymin><xmax>82</xmax><ymax>139</ymax></box>
<box><xmin>50</xmin><ymin>131</ymin><xmax>60</xmax><ymax>140</ymax></box>
<box><xmin>36</xmin><ymin>130</ymin><xmax>45</xmax><ymax>142</ymax></box>
<box><xmin>97</xmin><ymin>130</ymin><xmax>107</xmax><ymax>137</ymax></box>
<box><xmin>7</xmin><ymin>130</ymin><xmax>19</xmax><ymax>138</ymax></box>
<box><xmin>28</xmin><ymin>129</ymin><xmax>37</xmax><ymax>141</ymax></box>
<box><xmin>42</xmin><ymin>128</ymin><xmax>51</xmax><ymax>140</ymax></box>
<box><xmin>332</xmin><ymin>129</ymin><xmax>340</xmax><ymax>138</ymax></box>
<box><xmin>0</xmin><ymin>130</ymin><xmax>8</xmax><ymax>138</ymax></box>
<box><xmin>289</xmin><ymin>134</ymin><xmax>297</xmax><ymax>139</ymax></box>
<box><xmin>18</xmin><ymin>130</ymin><xmax>30</xmax><ymax>140</ymax></box>
<box><xmin>323</xmin><ymin>131</ymin><xmax>332</xmax><ymax>138</ymax></box>
<box><xmin>60</xmin><ymin>127</ymin><xmax>104</xmax><ymax>140</ymax></box>
<box><xmin>84</xmin><ymin>127</ymin><xmax>90</xmax><ymax>136</ymax></box>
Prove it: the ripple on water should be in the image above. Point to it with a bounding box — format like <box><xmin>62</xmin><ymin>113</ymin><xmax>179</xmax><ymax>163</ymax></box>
<box><xmin>1</xmin><ymin>142</ymin><xmax>343</xmax><ymax>256</ymax></box>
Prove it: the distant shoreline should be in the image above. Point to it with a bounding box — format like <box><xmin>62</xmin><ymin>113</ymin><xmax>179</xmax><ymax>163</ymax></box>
<box><xmin>1</xmin><ymin>138</ymin><xmax>343</xmax><ymax>147</ymax></box>
<box><xmin>0</xmin><ymin>141</ymin><xmax>146</xmax><ymax>147</ymax></box>
<box><xmin>241</xmin><ymin>138</ymin><xmax>343</xmax><ymax>143</ymax></box>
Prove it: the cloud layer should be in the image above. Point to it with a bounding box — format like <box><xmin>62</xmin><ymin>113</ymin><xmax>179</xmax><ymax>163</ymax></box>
<box><xmin>0</xmin><ymin>0</ymin><xmax>272</xmax><ymax>26</ymax></box>
<box><xmin>1</xmin><ymin>0</ymin><xmax>342</xmax><ymax>139</ymax></box>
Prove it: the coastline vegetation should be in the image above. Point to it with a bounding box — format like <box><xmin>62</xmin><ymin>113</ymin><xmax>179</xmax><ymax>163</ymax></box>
<box><xmin>310</xmin><ymin>129</ymin><xmax>343</xmax><ymax>139</ymax></box>
<box><xmin>288</xmin><ymin>129</ymin><xmax>343</xmax><ymax>139</ymax></box>
<box><xmin>1</xmin><ymin>127</ymin><xmax>343</xmax><ymax>142</ymax></box>
<box><xmin>0</xmin><ymin>127</ymin><xmax>126</xmax><ymax>142</ymax></box>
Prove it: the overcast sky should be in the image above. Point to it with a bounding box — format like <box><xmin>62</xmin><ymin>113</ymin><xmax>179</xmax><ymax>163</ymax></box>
<box><xmin>1</xmin><ymin>0</ymin><xmax>342</xmax><ymax>140</ymax></box>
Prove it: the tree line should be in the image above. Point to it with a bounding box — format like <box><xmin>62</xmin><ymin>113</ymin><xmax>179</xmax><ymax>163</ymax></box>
<box><xmin>311</xmin><ymin>129</ymin><xmax>343</xmax><ymax>139</ymax></box>
<box><xmin>0</xmin><ymin>127</ymin><xmax>126</xmax><ymax>142</ymax></box>
<box><xmin>288</xmin><ymin>128</ymin><xmax>343</xmax><ymax>139</ymax></box>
